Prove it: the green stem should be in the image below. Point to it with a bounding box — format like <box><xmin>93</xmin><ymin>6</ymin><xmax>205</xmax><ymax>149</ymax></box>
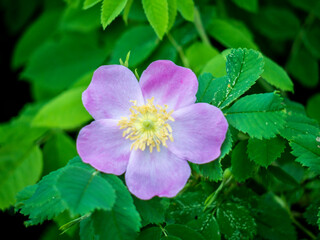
<box><xmin>194</xmin><ymin>7</ymin><xmax>211</xmax><ymax>46</ymax></box>
<box><xmin>158</xmin><ymin>224</ymin><xmax>168</xmax><ymax>237</ymax></box>
<box><xmin>167</xmin><ymin>33</ymin><xmax>189</xmax><ymax>68</ymax></box>
<box><xmin>280</xmin><ymin>196</ymin><xmax>316</xmax><ymax>240</ymax></box>
<box><xmin>203</xmin><ymin>169</ymin><xmax>233</xmax><ymax>211</ymax></box>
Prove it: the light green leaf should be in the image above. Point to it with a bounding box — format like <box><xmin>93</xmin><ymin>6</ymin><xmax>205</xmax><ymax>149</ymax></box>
<box><xmin>22</xmin><ymin>34</ymin><xmax>106</xmax><ymax>90</ymax></box>
<box><xmin>248</xmin><ymin>137</ymin><xmax>286</xmax><ymax>167</ymax></box>
<box><xmin>167</xmin><ymin>0</ymin><xmax>177</xmax><ymax>31</ymax></box>
<box><xmin>0</xmin><ymin>145</ymin><xmax>42</xmax><ymax>210</ymax></box>
<box><xmin>287</xmin><ymin>46</ymin><xmax>319</xmax><ymax>88</ymax></box>
<box><xmin>176</xmin><ymin>0</ymin><xmax>194</xmax><ymax>21</ymax></box>
<box><xmin>80</xmin><ymin>175</ymin><xmax>141</xmax><ymax>240</ymax></box>
<box><xmin>60</xmin><ymin>4</ymin><xmax>101</xmax><ymax>32</ymax></box>
<box><xmin>262</xmin><ymin>56</ymin><xmax>294</xmax><ymax>92</ymax></box>
<box><xmin>142</xmin><ymin>0</ymin><xmax>168</xmax><ymax>39</ymax></box>
<box><xmin>42</xmin><ymin>131</ymin><xmax>77</xmax><ymax>175</ymax></box>
<box><xmin>208</xmin><ymin>19</ymin><xmax>258</xmax><ymax>49</ymax></box>
<box><xmin>231</xmin><ymin>0</ymin><xmax>258</xmax><ymax>13</ymax></box>
<box><xmin>32</xmin><ymin>87</ymin><xmax>92</xmax><ymax>130</ymax></box>
<box><xmin>12</xmin><ymin>10</ymin><xmax>62</xmax><ymax>69</ymax></box>
<box><xmin>252</xmin><ymin>7</ymin><xmax>300</xmax><ymax>40</ymax></box>
<box><xmin>201</xmin><ymin>54</ymin><xmax>227</xmax><ymax>78</ymax></box>
<box><xmin>83</xmin><ymin>0</ymin><xmax>101</xmax><ymax>9</ymax></box>
<box><xmin>110</xmin><ymin>25</ymin><xmax>159</xmax><ymax>67</ymax></box>
<box><xmin>186</xmin><ymin>42</ymin><xmax>219</xmax><ymax>74</ymax></box>
<box><xmin>231</xmin><ymin>141</ymin><xmax>256</xmax><ymax>182</ymax></box>
<box><xmin>165</xmin><ymin>224</ymin><xmax>206</xmax><ymax>240</ymax></box>
<box><xmin>16</xmin><ymin>157</ymin><xmax>116</xmax><ymax>225</ymax></box>
<box><xmin>217</xmin><ymin>202</ymin><xmax>257</xmax><ymax>239</ymax></box>
<box><xmin>101</xmin><ymin>0</ymin><xmax>127</xmax><ymax>29</ymax></box>
<box><xmin>226</xmin><ymin>92</ymin><xmax>286</xmax><ymax>139</ymax></box>
<box><xmin>306</xmin><ymin>94</ymin><xmax>320</xmax><ymax>123</ymax></box>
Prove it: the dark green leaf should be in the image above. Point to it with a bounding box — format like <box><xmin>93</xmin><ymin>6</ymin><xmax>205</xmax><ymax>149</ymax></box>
<box><xmin>231</xmin><ymin>141</ymin><xmax>256</xmax><ymax>182</ymax></box>
<box><xmin>247</xmin><ymin>137</ymin><xmax>286</xmax><ymax>167</ymax></box>
<box><xmin>134</xmin><ymin>197</ymin><xmax>166</xmax><ymax>226</ymax></box>
<box><xmin>137</xmin><ymin>227</ymin><xmax>162</xmax><ymax>240</ymax></box>
<box><xmin>231</xmin><ymin>0</ymin><xmax>258</xmax><ymax>13</ymax></box>
<box><xmin>268</xmin><ymin>165</ymin><xmax>299</xmax><ymax>187</ymax></box>
<box><xmin>165</xmin><ymin>224</ymin><xmax>206</xmax><ymax>240</ymax></box>
<box><xmin>217</xmin><ymin>202</ymin><xmax>257</xmax><ymax>239</ymax></box>
<box><xmin>83</xmin><ymin>0</ymin><xmax>101</xmax><ymax>9</ymax></box>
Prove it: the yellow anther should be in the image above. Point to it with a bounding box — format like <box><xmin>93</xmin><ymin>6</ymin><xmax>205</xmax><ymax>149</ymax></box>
<box><xmin>118</xmin><ymin>97</ymin><xmax>174</xmax><ymax>153</ymax></box>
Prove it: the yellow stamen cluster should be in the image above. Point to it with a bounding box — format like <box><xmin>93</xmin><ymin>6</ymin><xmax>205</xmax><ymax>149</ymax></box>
<box><xmin>118</xmin><ymin>97</ymin><xmax>174</xmax><ymax>153</ymax></box>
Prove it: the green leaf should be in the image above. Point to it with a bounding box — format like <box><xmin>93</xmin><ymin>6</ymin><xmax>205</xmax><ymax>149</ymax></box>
<box><xmin>165</xmin><ymin>224</ymin><xmax>206</xmax><ymax>240</ymax></box>
<box><xmin>247</xmin><ymin>137</ymin><xmax>286</xmax><ymax>167</ymax></box>
<box><xmin>208</xmin><ymin>19</ymin><xmax>258</xmax><ymax>49</ymax></box>
<box><xmin>302</xmin><ymin>25</ymin><xmax>320</xmax><ymax>59</ymax></box>
<box><xmin>201</xmin><ymin>54</ymin><xmax>227</xmax><ymax>78</ymax></box>
<box><xmin>166</xmin><ymin>191</ymin><xmax>206</xmax><ymax>224</ymax></box>
<box><xmin>60</xmin><ymin>4</ymin><xmax>101</xmax><ymax>32</ymax></box>
<box><xmin>176</xmin><ymin>0</ymin><xmax>194</xmax><ymax>21</ymax></box>
<box><xmin>137</xmin><ymin>227</ymin><xmax>162</xmax><ymax>240</ymax></box>
<box><xmin>287</xmin><ymin>46</ymin><xmax>319</xmax><ymax>88</ymax></box>
<box><xmin>231</xmin><ymin>0</ymin><xmax>258</xmax><ymax>13</ymax></box>
<box><xmin>217</xmin><ymin>48</ymin><xmax>264</xmax><ymax>109</ymax></box>
<box><xmin>32</xmin><ymin>87</ymin><xmax>92</xmax><ymax>130</ymax></box>
<box><xmin>134</xmin><ymin>197</ymin><xmax>166</xmax><ymax>226</ymax></box>
<box><xmin>188</xmin><ymin>214</ymin><xmax>221</xmax><ymax>240</ymax></box>
<box><xmin>22</xmin><ymin>34</ymin><xmax>106</xmax><ymax>90</ymax></box>
<box><xmin>142</xmin><ymin>0</ymin><xmax>168</xmax><ymax>39</ymax></box>
<box><xmin>186</xmin><ymin>42</ymin><xmax>219</xmax><ymax>74</ymax></box>
<box><xmin>17</xmin><ymin>157</ymin><xmax>116</xmax><ymax>225</ymax></box>
<box><xmin>80</xmin><ymin>175</ymin><xmax>141</xmax><ymax>240</ymax></box>
<box><xmin>83</xmin><ymin>0</ymin><xmax>101</xmax><ymax>9</ymax></box>
<box><xmin>101</xmin><ymin>0</ymin><xmax>127</xmax><ymax>29</ymax></box>
<box><xmin>226</xmin><ymin>92</ymin><xmax>286</xmax><ymax>139</ymax></box>
<box><xmin>0</xmin><ymin>144</ymin><xmax>42</xmax><ymax>210</ymax></box>
<box><xmin>42</xmin><ymin>131</ymin><xmax>77</xmax><ymax>175</ymax></box>
<box><xmin>306</xmin><ymin>93</ymin><xmax>320</xmax><ymax>123</ymax></box>
<box><xmin>217</xmin><ymin>202</ymin><xmax>257</xmax><ymax>239</ymax></box>
<box><xmin>110</xmin><ymin>25</ymin><xmax>159</xmax><ymax>67</ymax></box>
<box><xmin>268</xmin><ymin>165</ymin><xmax>299</xmax><ymax>187</ymax></box>
<box><xmin>167</xmin><ymin>0</ymin><xmax>177</xmax><ymax>31</ymax></box>
<box><xmin>12</xmin><ymin>10</ymin><xmax>62</xmax><ymax>69</ymax></box>
<box><xmin>255</xmin><ymin>193</ymin><xmax>296</xmax><ymax>240</ymax></box>
<box><xmin>290</xmin><ymin>134</ymin><xmax>320</xmax><ymax>174</ymax></box>
<box><xmin>303</xmin><ymin>200</ymin><xmax>320</xmax><ymax>226</ymax></box>
<box><xmin>280</xmin><ymin>98</ymin><xmax>319</xmax><ymax>141</ymax></box>
<box><xmin>231</xmin><ymin>141</ymin><xmax>256</xmax><ymax>182</ymax></box>
<box><xmin>261</xmin><ymin>56</ymin><xmax>294</xmax><ymax>92</ymax></box>
<box><xmin>252</xmin><ymin>7</ymin><xmax>300</xmax><ymax>40</ymax></box>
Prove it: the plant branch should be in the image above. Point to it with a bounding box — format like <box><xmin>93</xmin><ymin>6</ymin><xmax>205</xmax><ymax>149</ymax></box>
<box><xmin>167</xmin><ymin>33</ymin><xmax>189</xmax><ymax>68</ymax></box>
<box><xmin>193</xmin><ymin>7</ymin><xmax>211</xmax><ymax>46</ymax></box>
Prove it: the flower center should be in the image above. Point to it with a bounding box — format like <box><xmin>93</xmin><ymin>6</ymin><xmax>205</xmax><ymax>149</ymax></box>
<box><xmin>118</xmin><ymin>97</ymin><xmax>174</xmax><ymax>153</ymax></box>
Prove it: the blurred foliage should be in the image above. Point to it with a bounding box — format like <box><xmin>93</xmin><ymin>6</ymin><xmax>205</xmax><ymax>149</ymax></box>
<box><xmin>1</xmin><ymin>0</ymin><xmax>320</xmax><ymax>239</ymax></box>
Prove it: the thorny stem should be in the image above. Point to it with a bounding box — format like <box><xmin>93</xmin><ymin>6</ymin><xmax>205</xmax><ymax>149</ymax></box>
<box><xmin>167</xmin><ymin>33</ymin><xmax>189</xmax><ymax>68</ymax></box>
<box><xmin>193</xmin><ymin>7</ymin><xmax>211</xmax><ymax>46</ymax></box>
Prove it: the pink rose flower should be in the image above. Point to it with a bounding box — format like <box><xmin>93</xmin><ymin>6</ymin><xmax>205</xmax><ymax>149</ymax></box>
<box><xmin>76</xmin><ymin>60</ymin><xmax>228</xmax><ymax>200</ymax></box>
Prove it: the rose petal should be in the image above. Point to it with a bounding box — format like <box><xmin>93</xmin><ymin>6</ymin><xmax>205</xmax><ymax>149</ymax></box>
<box><xmin>77</xmin><ymin>119</ymin><xmax>131</xmax><ymax>175</ymax></box>
<box><xmin>125</xmin><ymin>148</ymin><xmax>191</xmax><ymax>200</ymax></box>
<box><xmin>82</xmin><ymin>65</ymin><xmax>144</xmax><ymax>120</ymax></box>
<box><xmin>168</xmin><ymin>103</ymin><xmax>228</xmax><ymax>164</ymax></box>
<box><xmin>139</xmin><ymin>60</ymin><xmax>198</xmax><ymax>111</ymax></box>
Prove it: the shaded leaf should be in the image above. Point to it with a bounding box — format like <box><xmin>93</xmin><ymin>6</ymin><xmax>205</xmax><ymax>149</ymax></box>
<box><xmin>101</xmin><ymin>0</ymin><xmax>127</xmax><ymax>29</ymax></box>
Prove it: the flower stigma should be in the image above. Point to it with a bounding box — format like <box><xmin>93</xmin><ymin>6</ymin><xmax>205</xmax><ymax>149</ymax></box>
<box><xmin>118</xmin><ymin>97</ymin><xmax>174</xmax><ymax>153</ymax></box>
